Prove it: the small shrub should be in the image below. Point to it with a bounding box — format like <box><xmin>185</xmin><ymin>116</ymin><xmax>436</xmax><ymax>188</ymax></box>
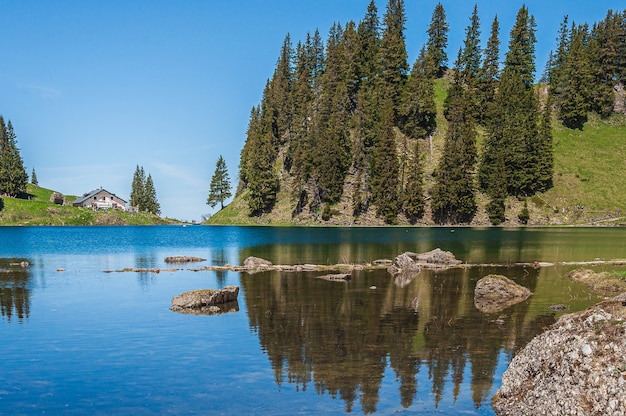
<box><xmin>322</xmin><ymin>203</ymin><xmax>332</xmax><ymax>221</ymax></box>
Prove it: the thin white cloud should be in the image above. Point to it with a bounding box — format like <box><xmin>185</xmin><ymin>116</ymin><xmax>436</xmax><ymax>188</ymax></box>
<box><xmin>152</xmin><ymin>162</ymin><xmax>207</xmax><ymax>189</ymax></box>
<box><xmin>20</xmin><ymin>83</ymin><xmax>62</xmax><ymax>99</ymax></box>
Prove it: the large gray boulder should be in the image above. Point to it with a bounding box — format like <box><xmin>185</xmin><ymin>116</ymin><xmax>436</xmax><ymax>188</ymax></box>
<box><xmin>170</xmin><ymin>286</ymin><xmax>239</xmax><ymax>315</ymax></box>
<box><xmin>243</xmin><ymin>256</ymin><xmax>273</xmax><ymax>268</ymax></box>
<box><xmin>388</xmin><ymin>248</ymin><xmax>462</xmax><ymax>276</ymax></box>
<box><xmin>492</xmin><ymin>300</ymin><xmax>626</xmax><ymax>415</ymax></box>
<box><xmin>474</xmin><ymin>274</ymin><xmax>532</xmax><ymax>313</ymax></box>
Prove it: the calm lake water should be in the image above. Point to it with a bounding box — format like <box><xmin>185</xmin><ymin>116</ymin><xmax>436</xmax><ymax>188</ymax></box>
<box><xmin>1</xmin><ymin>226</ymin><xmax>625</xmax><ymax>415</ymax></box>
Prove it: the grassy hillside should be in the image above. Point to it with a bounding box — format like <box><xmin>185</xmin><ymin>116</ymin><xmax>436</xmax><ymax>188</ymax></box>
<box><xmin>0</xmin><ymin>184</ymin><xmax>171</xmax><ymax>226</ymax></box>
<box><xmin>209</xmin><ymin>79</ymin><xmax>626</xmax><ymax>226</ymax></box>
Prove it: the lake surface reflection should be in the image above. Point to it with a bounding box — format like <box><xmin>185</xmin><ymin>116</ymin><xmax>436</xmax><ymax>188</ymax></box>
<box><xmin>1</xmin><ymin>226</ymin><xmax>624</xmax><ymax>414</ymax></box>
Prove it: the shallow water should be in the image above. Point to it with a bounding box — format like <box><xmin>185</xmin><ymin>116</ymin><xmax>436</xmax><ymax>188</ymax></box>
<box><xmin>1</xmin><ymin>226</ymin><xmax>624</xmax><ymax>414</ymax></box>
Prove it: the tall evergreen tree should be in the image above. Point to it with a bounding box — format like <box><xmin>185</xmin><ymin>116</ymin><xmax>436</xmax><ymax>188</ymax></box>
<box><xmin>456</xmin><ymin>4</ymin><xmax>482</xmax><ymax>119</ymax></box>
<box><xmin>426</xmin><ymin>2</ymin><xmax>449</xmax><ymax>77</ymax></box>
<box><xmin>130</xmin><ymin>165</ymin><xmax>146</xmax><ymax>209</ymax></box>
<box><xmin>402</xmin><ymin>141</ymin><xmax>425</xmax><ymax>223</ymax></box>
<box><xmin>0</xmin><ymin>118</ymin><xmax>28</xmax><ymax>198</ymax></box>
<box><xmin>431</xmin><ymin>80</ymin><xmax>477</xmax><ymax>224</ymax></box>
<box><xmin>313</xmin><ymin>23</ymin><xmax>352</xmax><ymax>204</ymax></box>
<box><xmin>379</xmin><ymin>0</ymin><xmax>409</xmax><ymax>120</ymax></box>
<box><xmin>399</xmin><ymin>46</ymin><xmax>437</xmax><ymax>140</ymax></box>
<box><xmin>477</xmin><ymin>15</ymin><xmax>500</xmax><ymax>125</ymax></box>
<box><xmin>555</xmin><ymin>24</ymin><xmax>593</xmax><ymax>129</ymax></box>
<box><xmin>480</xmin><ymin>6</ymin><xmax>545</xmax><ymax>198</ymax></box>
<box><xmin>207</xmin><ymin>155</ymin><xmax>232</xmax><ymax>210</ymax></box>
<box><xmin>143</xmin><ymin>174</ymin><xmax>160</xmax><ymax>215</ymax></box>
<box><xmin>370</xmin><ymin>95</ymin><xmax>400</xmax><ymax>224</ymax></box>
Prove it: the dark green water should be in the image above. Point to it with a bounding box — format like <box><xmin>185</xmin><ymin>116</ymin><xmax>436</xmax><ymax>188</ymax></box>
<box><xmin>1</xmin><ymin>226</ymin><xmax>624</xmax><ymax>414</ymax></box>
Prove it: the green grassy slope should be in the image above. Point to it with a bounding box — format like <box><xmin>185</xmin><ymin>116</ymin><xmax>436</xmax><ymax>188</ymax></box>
<box><xmin>0</xmin><ymin>184</ymin><xmax>170</xmax><ymax>226</ymax></box>
<box><xmin>209</xmin><ymin>78</ymin><xmax>626</xmax><ymax>226</ymax></box>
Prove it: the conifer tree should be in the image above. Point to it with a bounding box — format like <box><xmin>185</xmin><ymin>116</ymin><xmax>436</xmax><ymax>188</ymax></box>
<box><xmin>207</xmin><ymin>155</ymin><xmax>232</xmax><ymax>210</ymax></box>
<box><xmin>31</xmin><ymin>167</ymin><xmax>38</xmax><ymax>186</ymax></box>
<box><xmin>130</xmin><ymin>165</ymin><xmax>146</xmax><ymax>209</ymax></box>
<box><xmin>0</xmin><ymin>118</ymin><xmax>28</xmax><ymax>198</ymax></box>
<box><xmin>536</xmin><ymin>94</ymin><xmax>554</xmax><ymax>192</ymax></box>
<box><xmin>456</xmin><ymin>4</ymin><xmax>482</xmax><ymax>120</ymax></box>
<box><xmin>402</xmin><ymin>141</ymin><xmax>425</xmax><ymax>223</ymax></box>
<box><xmin>426</xmin><ymin>2</ymin><xmax>449</xmax><ymax>77</ymax></box>
<box><xmin>477</xmin><ymin>15</ymin><xmax>500</xmax><ymax>125</ymax></box>
<box><xmin>399</xmin><ymin>46</ymin><xmax>437</xmax><ymax>140</ymax></box>
<box><xmin>556</xmin><ymin>24</ymin><xmax>593</xmax><ymax>129</ymax></box>
<box><xmin>379</xmin><ymin>0</ymin><xmax>409</xmax><ymax>120</ymax></box>
<box><xmin>431</xmin><ymin>81</ymin><xmax>477</xmax><ymax>224</ymax></box>
<box><xmin>480</xmin><ymin>6</ymin><xmax>544</xmax><ymax>198</ymax></box>
<box><xmin>370</xmin><ymin>95</ymin><xmax>400</xmax><ymax>224</ymax></box>
<box><xmin>143</xmin><ymin>174</ymin><xmax>160</xmax><ymax>215</ymax></box>
<box><xmin>247</xmin><ymin>132</ymin><xmax>279</xmax><ymax>215</ymax></box>
<box><xmin>313</xmin><ymin>23</ymin><xmax>352</xmax><ymax>203</ymax></box>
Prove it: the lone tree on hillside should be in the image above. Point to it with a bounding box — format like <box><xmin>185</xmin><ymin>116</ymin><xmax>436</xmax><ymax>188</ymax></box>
<box><xmin>31</xmin><ymin>167</ymin><xmax>38</xmax><ymax>186</ymax></box>
<box><xmin>207</xmin><ymin>155</ymin><xmax>232</xmax><ymax>210</ymax></box>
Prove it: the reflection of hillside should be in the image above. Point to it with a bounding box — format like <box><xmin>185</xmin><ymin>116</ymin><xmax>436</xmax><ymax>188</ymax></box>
<box><xmin>0</xmin><ymin>258</ymin><xmax>32</xmax><ymax>323</ymax></box>
<box><xmin>241</xmin><ymin>266</ymin><xmax>554</xmax><ymax>413</ymax></box>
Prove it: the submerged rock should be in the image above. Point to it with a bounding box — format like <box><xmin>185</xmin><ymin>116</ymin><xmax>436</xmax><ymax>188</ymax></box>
<box><xmin>170</xmin><ymin>286</ymin><xmax>240</xmax><ymax>313</ymax></box>
<box><xmin>474</xmin><ymin>274</ymin><xmax>532</xmax><ymax>313</ymax></box>
<box><xmin>316</xmin><ymin>273</ymin><xmax>351</xmax><ymax>282</ymax></box>
<box><xmin>492</xmin><ymin>300</ymin><xmax>626</xmax><ymax>416</ymax></box>
<box><xmin>164</xmin><ymin>256</ymin><xmax>206</xmax><ymax>264</ymax></box>
<box><xmin>567</xmin><ymin>268</ymin><xmax>626</xmax><ymax>295</ymax></box>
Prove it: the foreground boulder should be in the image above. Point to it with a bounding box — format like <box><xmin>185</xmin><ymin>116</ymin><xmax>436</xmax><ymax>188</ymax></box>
<box><xmin>170</xmin><ymin>286</ymin><xmax>239</xmax><ymax>315</ymax></box>
<box><xmin>474</xmin><ymin>275</ymin><xmax>532</xmax><ymax>313</ymax></box>
<box><xmin>492</xmin><ymin>300</ymin><xmax>626</xmax><ymax>415</ymax></box>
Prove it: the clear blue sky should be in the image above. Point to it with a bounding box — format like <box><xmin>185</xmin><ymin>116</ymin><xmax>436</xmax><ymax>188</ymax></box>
<box><xmin>0</xmin><ymin>0</ymin><xmax>619</xmax><ymax>221</ymax></box>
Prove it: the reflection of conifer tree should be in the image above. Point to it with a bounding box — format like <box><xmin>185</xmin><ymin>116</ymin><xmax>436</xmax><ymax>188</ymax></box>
<box><xmin>0</xmin><ymin>259</ymin><xmax>32</xmax><ymax>323</ymax></box>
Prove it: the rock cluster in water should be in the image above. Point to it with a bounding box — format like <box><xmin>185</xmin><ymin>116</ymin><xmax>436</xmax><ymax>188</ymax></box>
<box><xmin>474</xmin><ymin>274</ymin><xmax>533</xmax><ymax>313</ymax></box>
<box><xmin>492</xmin><ymin>297</ymin><xmax>626</xmax><ymax>416</ymax></box>
<box><xmin>170</xmin><ymin>286</ymin><xmax>240</xmax><ymax>315</ymax></box>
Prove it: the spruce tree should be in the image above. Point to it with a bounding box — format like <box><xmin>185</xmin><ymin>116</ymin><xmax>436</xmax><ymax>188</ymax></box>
<box><xmin>477</xmin><ymin>15</ymin><xmax>500</xmax><ymax>125</ymax></box>
<box><xmin>207</xmin><ymin>155</ymin><xmax>232</xmax><ymax>210</ymax></box>
<box><xmin>480</xmin><ymin>6</ymin><xmax>543</xmax><ymax>198</ymax></box>
<box><xmin>402</xmin><ymin>141</ymin><xmax>425</xmax><ymax>223</ymax></box>
<box><xmin>426</xmin><ymin>2</ymin><xmax>449</xmax><ymax>77</ymax></box>
<box><xmin>31</xmin><ymin>167</ymin><xmax>38</xmax><ymax>186</ymax></box>
<box><xmin>143</xmin><ymin>174</ymin><xmax>160</xmax><ymax>215</ymax></box>
<box><xmin>130</xmin><ymin>165</ymin><xmax>146</xmax><ymax>210</ymax></box>
<box><xmin>247</xmin><ymin>132</ymin><xmax>279</xmax><ymax>215</ymax></box>
<box><xmin>399</xmin><ymin>46</ymin><xmax>437</xmax><ymax>140</ymax></box>
<box><xmin>379</xmin><ymin>0</ymin><xmax>409</xmax><ymax>120</ymax></box>
<box><xmin>370</xmin><ymin>95</ymin><xmax>400</xmax><ymax>224</ymax></box>
<box><xmin>431</xmin><ymin>81</ymin><xmax>477</xmax><ymax>224</ymax></box>
<box><xmin>0</xmin><ymin>118</ymin><xmax>28</xmax><ymax>198</ymax></box>
<box><xmin>556</xmin><ymin>24</ymin><xmax>593</xmax><ymax>129</ymax></box>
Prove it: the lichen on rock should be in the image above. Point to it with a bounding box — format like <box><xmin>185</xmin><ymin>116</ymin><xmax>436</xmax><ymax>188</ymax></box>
<box><xmin>492</xmin><ymin>300</ymin><xmax>626</xmax><ymax>416</ymax></box>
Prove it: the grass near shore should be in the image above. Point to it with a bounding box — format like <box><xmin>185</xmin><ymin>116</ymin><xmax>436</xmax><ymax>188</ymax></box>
<box><xmin>0</xmin><ymin>185</ymin><xmax>170</xmax><ymax>226</ymax></box>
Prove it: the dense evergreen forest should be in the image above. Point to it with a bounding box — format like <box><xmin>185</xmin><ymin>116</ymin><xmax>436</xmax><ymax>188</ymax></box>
<box><xmin>237</xmin><ymin>1</ymin><xmax>625</xmax><ymax>225</ymax></box>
